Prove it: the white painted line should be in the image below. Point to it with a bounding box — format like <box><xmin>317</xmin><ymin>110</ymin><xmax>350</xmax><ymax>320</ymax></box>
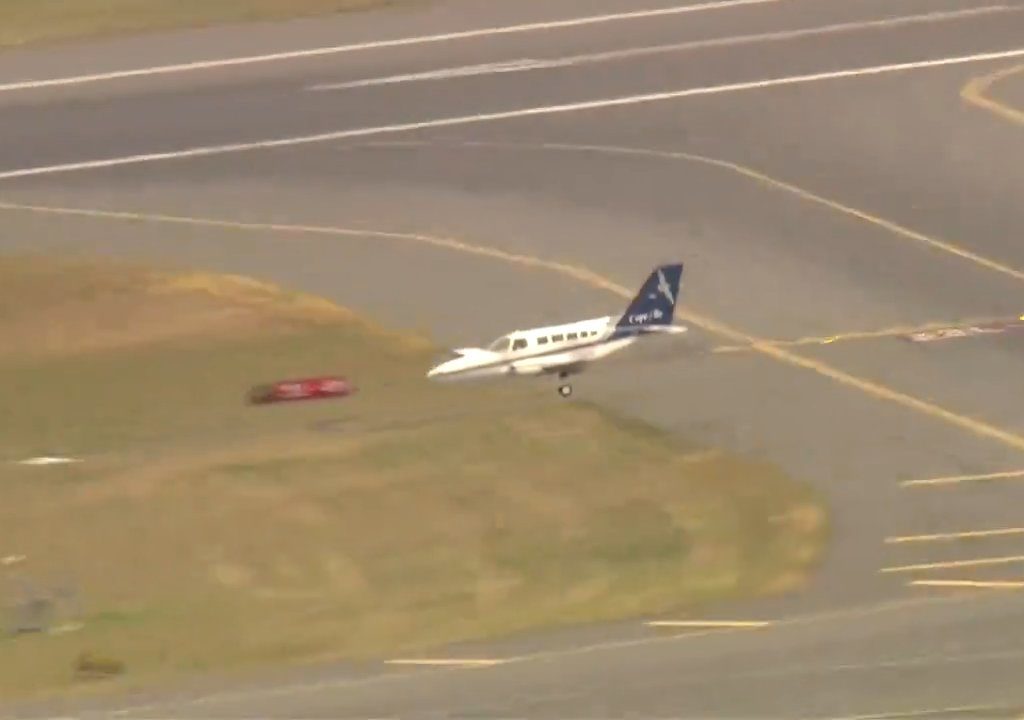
<box><xmin>15</xmin><ymin>456</ymin><xmax>81</xmax><ymax>465</ymax></box>
<box><xmin>0</xmin><ymin>0</ymin><xmax>776</xmax><ymax>94</ymax></box>
<box><xmin>886</xmin><ymin>527</ymin><xmax>1024</xmax><ymax>543</ymax></box>
<box><xmin>910</xmin><ymin>579</ymin><xmax>1024</xmax><ymax>589</ymax></box>
<box><xmin>308</xmin><ymin>6</ymin><xmax>1017</xmax><ymax>91</ymax></box>
<box><xmin>901</xmin><ymin>468</ymin><xmax>1024</xmax><ymax>486</ymax></box>
<box><xmin>3</xmin><ymin>46</ymin><xmax>1023</xmax><ymax>181</ymax></box>
<box><xmin>826</xmin><ymin>705</ymin><xmax>1014</xmax><ymax>720</ymax></box>
<box><xmin>102</xmin><ymin>594</ymin><xmax>987</xmax><ymax>716</ymax></box>
<box><xmin>385</xmin><ymin>658</ymin><xmax>508</xmax><ymax>667</ymax></box>
<box><xmin>48</xmin><ymin>622</ymin><xmax>84</xmax><ymax>635</ymax></box>
<box><xmin>881</xmin><ymin>554</ymin><xmax>1024</xmax><ymax>573</ymax></box>
<box><xmin>645</xmin><ymin>619</ymin><xmax>771</xmax><ymax>628</ymax></box>
<box><xmin>311</xmin><ymin>59</ymin><xmax>565</xmax><ymax>90</ymax></box>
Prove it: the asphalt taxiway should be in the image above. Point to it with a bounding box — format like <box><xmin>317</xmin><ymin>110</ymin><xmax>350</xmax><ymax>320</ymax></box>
<box><xmin>2</xmin><ymin>0</ymin><xmax>1024</xmax><ymax>716</ymax></box>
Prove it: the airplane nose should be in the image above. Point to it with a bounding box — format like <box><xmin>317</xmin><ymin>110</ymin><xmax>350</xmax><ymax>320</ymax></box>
<box><xmin>427</xmin><ymin>354</ymin><xmax>465</xmax><ymax>380</ymax></box>
<box><xmin>428</xmin><ymin>359</ymin><xmax>460</xmax><ymax>380</ymax></box>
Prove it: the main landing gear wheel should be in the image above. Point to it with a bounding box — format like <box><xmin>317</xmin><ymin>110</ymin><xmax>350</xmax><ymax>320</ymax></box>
<box><xmin>556</xmin><ymin>370</ymin><xmax>574</xmax><ymax>398</ymax></box>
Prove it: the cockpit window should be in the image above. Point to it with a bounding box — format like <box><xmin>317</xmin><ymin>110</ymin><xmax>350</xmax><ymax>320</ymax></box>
<box><xmin>487</xmin><ymin>336</ymin><xmax>512</xmax><ymax>352</ymax></box>
<box><xmin>512</xmin><ymin>338</ymin><xmax>528</xmax><ymax>351</ymax></box>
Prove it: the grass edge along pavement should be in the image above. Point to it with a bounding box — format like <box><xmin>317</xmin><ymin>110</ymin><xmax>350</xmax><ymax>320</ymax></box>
<box><xmin>0</xmin><ymin>254</ymin><xmax>828</xmax><ymax>701</ymax></box>
<box><xmin>0</xmin><ymin>0</ymin><xmax>415</xmax><ymax>51</ymax></box>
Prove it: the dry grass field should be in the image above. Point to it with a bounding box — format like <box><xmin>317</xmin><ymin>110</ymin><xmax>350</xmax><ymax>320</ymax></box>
<box><xmin>0</xmin><ymin>254</ymin><xmax>826</xmax><ymax>700</ymax></box>
<box><xmin>0</xmin><ymin>0</ymin><xmax>410</xmax><ymax>49</ymax></box>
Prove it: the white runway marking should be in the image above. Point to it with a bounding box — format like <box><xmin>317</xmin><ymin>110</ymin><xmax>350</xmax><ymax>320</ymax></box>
<box><xmin>645</xmin><ymin>619</ymin><xmax>771</xmax><ymax>628</ymax></box>
<box><xmin>386</xmin><ymin>658</ymin><xmax>507</xmax><ymax>667</ymax></box>
<box><xmin>910</xmin><ymin>579</ymin><xmax>1024</xmax><ymax>589</ymax></box>
<box><xmin>311</xmin><ymin>59</ymin><xmax>567</xmax><ymax>90</ymax></box>
<box><xmin>103</xmin><ymin>594</ymin><xmax>982</xmax><ymax>716</ymax></box>
<box><xmin>901</xmin><ymin>469</ymin><xmax>1024</xmax><ymax>487</ymax></box>
<box><xmin>825</xmin><ymin>704</ymin><xmax>1017</xmax><ymax>720</ymax></box>
<box><xmin>882</xmin><ymin>555</ymin><xmax>1024</xmax><ymax>573</ymax></box>
<box><xmin>308</xmin><ymin>6</ymin><xmax>1017</xmax><ymax>91</ymax></box>
<box><xmin>2</xmin><ymin>46</ymin><xmax>1023</xmax><ymax>181</ymax></box>
<box><xmin>14</xmin><ymin>456</ymin><xmax>81</xmax><ymax>465</ymax></box>
<box><xmin>0</xmin><ymin>0</ymin><xmax>776</xmax><ymax>94</ymax></box>
<box><xmin>886</xmin><ymin>527</ymin><xmax>1024</xmax><ymax>543</ymax></box>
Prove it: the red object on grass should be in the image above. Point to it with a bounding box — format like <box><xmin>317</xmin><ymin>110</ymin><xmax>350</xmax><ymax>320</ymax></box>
<box><xmin>248</xmin><ymin>376</ymin><xmax>356</xmax><ymax>405</ymax></box>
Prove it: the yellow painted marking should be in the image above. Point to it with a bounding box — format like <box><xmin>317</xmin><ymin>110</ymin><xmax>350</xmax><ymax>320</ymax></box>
<box><xmin>901</xmin><ymin>469</ymin><xmax>1024</xmax><ymax>487</ymax></box>
<box><xmin>711</xmin><ymin>314</ymin><xmax>1020</xmax><ymax>354</ymax></box>
<box><xmin>549</xmin><ymin>143</ymin><xmax>1024</xmax><ymax>284</ymax></box>
<box><xmin>881</xmin><ymin>554</ymin><xmax>1024</xmax><ymax>573</ymax></box>
<box><xmin>887</xmin><ymin>527</ymin><xmax>1024</xmax><ymax>543</ymax></box>
<box><xmin>386</xmin><ymin>658</ymin><xmax>507</xmax><ymax>667</ymax></box>
<box><xmin>721</xmin><ymin>332</ymin><xmax>1024</xmax><ymax>452</ymax></box>
<box><xmin>362</xmin><ymin>139</ymin><xmax>1024</xmax><ymax>285</ymax></box>
<box><xmin>961</xmin><ymin>62</ymin><xmax>1024</xmax><ymax>125</ymax></box>
<box><xmin>645</xmin><ymin>619</ymin><xmax>771</xmax><ymax>628</ymax></box>
<box><xmin>909</xmin><ymin>579</ymin><xmax>1024</xmax><ymax>589</ymax></box>
<box><xmin>4</xmin><ymin>196</ymin><xmax>1024</xmax><ymax>455</ymax></box>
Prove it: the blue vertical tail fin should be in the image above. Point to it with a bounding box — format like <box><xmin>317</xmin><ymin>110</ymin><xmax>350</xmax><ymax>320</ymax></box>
<box><xmin>615</xmin><ymin>263</ymin><xmax>683</xmax><ymax>330</ymax></box>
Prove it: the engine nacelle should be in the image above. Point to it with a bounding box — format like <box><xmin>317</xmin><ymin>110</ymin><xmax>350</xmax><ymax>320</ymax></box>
<box><xmin>508</xmin><ymin>361</ymin><xmax>547</xmax><ymax>376</ymax></box>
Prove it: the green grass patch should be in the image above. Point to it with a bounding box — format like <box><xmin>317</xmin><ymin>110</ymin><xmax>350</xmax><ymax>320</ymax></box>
<box><xmin>0</xmin><ymin>253</ymin><xmax>827</xmax><ymax>700</ymax></box>
<box><xmin>0</xmin><ymin>0</ymin><xmax>410</xmax><ymax>50</ymax></box>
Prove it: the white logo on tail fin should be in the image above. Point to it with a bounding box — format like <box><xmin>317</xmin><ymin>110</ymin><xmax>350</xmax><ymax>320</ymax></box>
<box><xmin>656</xmin><ymin>269</ymin><xmax>676</xmax><ymax>306</ymax></box>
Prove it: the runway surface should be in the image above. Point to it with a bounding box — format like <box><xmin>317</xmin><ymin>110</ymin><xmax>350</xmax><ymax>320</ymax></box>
<box><xmin>2</xmin><ymin>0</ymin><xmax>1024</xmax><ymax>716</ymax></box>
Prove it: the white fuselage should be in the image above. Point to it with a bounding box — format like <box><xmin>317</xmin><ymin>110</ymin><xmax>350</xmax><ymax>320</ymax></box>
<box><xmin>426</xmin><ymin>315</ymin><xmax>684</xmax><ymax>381</ymax></box>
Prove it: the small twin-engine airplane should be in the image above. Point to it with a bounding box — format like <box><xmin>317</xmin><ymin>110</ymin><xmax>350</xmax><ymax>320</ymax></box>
<box><xmin>426</xmin><ymin>263</ymin><xmax>686</xmax><ymax>397</ymax></box>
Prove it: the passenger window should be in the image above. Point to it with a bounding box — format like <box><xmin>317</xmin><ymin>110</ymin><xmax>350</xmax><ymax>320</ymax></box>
<box><xmin>567</xmin><ymin>332</ymin><xmax>578</xmax><ymax>340</ymax></box>
<box><xmin>552</xmin><ymin>334</ymin><xmax>564</xmax><ymax>342</ymax></box>
<box><xmin>512</xmin><ymin>338</ymin><xmax>527</xmax><ymax>351</ymax></box>
<box><xmin>538</xmin><ymin>336</ymin><xmax>549</xmax><ymax>344</ymax></box>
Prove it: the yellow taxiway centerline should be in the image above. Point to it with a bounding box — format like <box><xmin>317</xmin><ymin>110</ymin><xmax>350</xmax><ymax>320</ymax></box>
<box><xmin>7</xmin><ymin>141</ymin><xmax>1024</xmax><ymax>458</ymax></box>
<box><xmin>961</xmin><ymin>62</ymin><xmax>1024</xmax><ymax>126</ymax></box>
<box><xmin>712</xmin><ymin>314</ymin><xmax>1024</xmax><ymax>354</ymax></box>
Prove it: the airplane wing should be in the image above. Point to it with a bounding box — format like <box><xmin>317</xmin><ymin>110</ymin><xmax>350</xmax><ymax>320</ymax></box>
<box><xmin>510</xmin><ymin>353</ymin><xmax>589</xmax><ymax>376</ymax></box>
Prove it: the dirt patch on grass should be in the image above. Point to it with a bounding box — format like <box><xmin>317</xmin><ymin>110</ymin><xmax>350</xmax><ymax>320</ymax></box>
<box><xmin>0</xmin><ymin>0</ymin><xmax>411</xmax><ymax>50</ymax></box>
<box><xmin>0</xmin><ymin>254</ymin><xmax>827</xmax><ymax>700</ymax></box>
